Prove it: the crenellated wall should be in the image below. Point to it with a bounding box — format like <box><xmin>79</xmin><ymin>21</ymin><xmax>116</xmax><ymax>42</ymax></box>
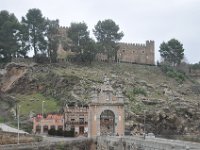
<box><xmin>96</xmin><ymin>40</ymin><xmax>155</xmax><ymax>65</ymax></box>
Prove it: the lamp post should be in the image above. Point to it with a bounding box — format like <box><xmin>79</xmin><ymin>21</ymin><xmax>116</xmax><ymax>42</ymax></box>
<box><xmin>42</xmin><ymin>101</ymin><xmax>45</xmax><ymax>117</ymax></box>
<box><xmin>17</xmin><ymin>104</ymin><xmax>21</xmax><ymax>144</ymax></box>
<box><xmin>144</xmin><ymin>110</ymin><xmax>146</xmax><ymax>136</ymax></box>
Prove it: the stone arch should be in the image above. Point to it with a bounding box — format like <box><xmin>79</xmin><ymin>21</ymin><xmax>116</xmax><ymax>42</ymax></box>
<box><xmin>100</xmin><ymin>109</ymin><xmax>115</xmax><ymax>135</ymax></box>
<box><xmin>96</xmin><ymin>107</ymin><xmax>119</xmax><ymax>134</ymax></box>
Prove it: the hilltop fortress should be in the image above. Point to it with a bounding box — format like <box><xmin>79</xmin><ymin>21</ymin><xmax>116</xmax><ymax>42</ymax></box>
<box><xmin>57</xmin><ymin>27</ymin><xmax>155</xmax><ymax>65</ymax></box>
<box><xmin>96</xmin><ymin>40</ymin><xmax>155</xmax><ymax>65</ymax></box>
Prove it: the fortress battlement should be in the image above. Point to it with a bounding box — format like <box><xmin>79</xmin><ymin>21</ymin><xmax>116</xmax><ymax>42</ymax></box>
<box><xmin>96</xmin><ymin>40</ymin><xmax>155</xmax><ymax>65</ymax></box>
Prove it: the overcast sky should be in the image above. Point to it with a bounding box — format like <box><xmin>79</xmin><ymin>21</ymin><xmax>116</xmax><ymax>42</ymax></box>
<box><xmin>1</xmin><ymin>0</ymin><xmax>200</xmax><ymax>63</ymax></box>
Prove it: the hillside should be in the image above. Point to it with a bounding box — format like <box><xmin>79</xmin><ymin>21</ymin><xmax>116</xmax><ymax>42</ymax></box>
<box><xmin>0</xmin><ymin>62</ymin><xmax>200</xmax><ymax>137</ymax></box>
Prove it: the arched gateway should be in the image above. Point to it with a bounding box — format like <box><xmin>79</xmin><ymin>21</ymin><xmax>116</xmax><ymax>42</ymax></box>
<box><xmin>88</xmin><ymin>77</ymin><xmax>125</xmax><ymax>137</ymax></box>
<box><xmin>100</xmin><ymin>110</ymin><xmax>115</xmax><ymax>135</ymax></box>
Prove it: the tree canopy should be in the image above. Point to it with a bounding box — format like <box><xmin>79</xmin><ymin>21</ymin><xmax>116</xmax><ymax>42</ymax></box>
<box><xmin>0</xmin><ymin>10</ymin><xmax>20</xmax><ymax>62</ymax></box>
<box><xmin>46</xmin><ymin>19</ymin><xmax>60</xmax><ymax>63</ymax></box>
<box><xmin>68</xmin><ymin>22</ymin><xmax>96</xmax><ymax>63</ymax></box>
<box><xmin>93</xmin><ymin>19</ymin><xmax>124</xmax><ymax>61</ymax></box>
<box><xmin>21</xmin><ymin>8</ymin><xmax>47</xmax><ymax>58</ymax></box>
<box><xmin>159</xmin><ymin>38</ymin><xmax>184</xmax><ymax>66</ymax></box>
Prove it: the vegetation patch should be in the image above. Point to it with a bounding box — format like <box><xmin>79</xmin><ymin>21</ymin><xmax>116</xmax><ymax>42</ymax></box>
<box><xmin>0</xmin><ymin>116</ymin><xmax>4</xmax><ymax>123</ymax></box>
<box><xmin>160</xmin><ymin>65</ymin><xmax>186</xmax><ymax>83</ymax></box>
<box><xmin>16</xmin><ymin>93</ymin><xmax>60</xmax><ymax>117</ymax></box>
<box><xmin>125</xmin><ymin>87</ymin><xmax>147</xmax><ymax>102</ymax></box>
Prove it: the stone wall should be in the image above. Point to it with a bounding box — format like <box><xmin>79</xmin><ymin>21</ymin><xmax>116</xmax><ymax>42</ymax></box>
<box><xmin>97</xmin><ymin>136</ymin><xmax>200</xmax><ymax>150</ymax></box>
<box><xmin>0</xmin><ymin>131</ymin><xmax>39</xmax><ymax>145</ymax></box>
<box><xmin>96</xmin><ymin>41</ymin><xmax>155</xmax><ymax>65</ymax></box>
<box><xmin>0</xmin><ymin>138</ymin><xmax>96</xmax><ymax>150</ymax></box>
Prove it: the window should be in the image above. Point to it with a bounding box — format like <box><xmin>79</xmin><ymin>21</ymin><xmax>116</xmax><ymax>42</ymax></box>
<box><xmin>79</xmin><ymin>118</ymin><xmax>84</xmax><ymax>124</ymax></box>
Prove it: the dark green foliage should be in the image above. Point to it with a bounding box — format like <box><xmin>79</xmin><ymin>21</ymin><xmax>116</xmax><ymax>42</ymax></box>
<box><xmin>22</xmin><ymin>8</ymin><xmax>47</xmax><ymax>59</ymax></box>
<box><xmin>55</xmin><ymin>128</ymin><xmax>63</xmax><ymax>136</ymax></box>
<box><xmin>190</xmin><ymin>62</ymin><xmax>200</xmax><ymax>70</ymax></box>
<box><xmin>48</xmin><ymin>128</ymin><xmax>74</xmax><ymax>137</ymax></box>
<box><xmin>46</xmin><ymin>19</ymin><xmax>60</xmax><ymax>63</ymax></box>
<box><xmin>34</xmin><ymin>54</ymin><xmax>49</xmax><ymax>64</ymax></box>
<box><xmin>159</xmin><ymin>39</ymin><xmax>184</xmax><ymax>66</ymax></box>
<box><xmin>132</xmin><ymin>88</ymin><xmax>147</xmax><ymax>96</ymax></box>
<box><xmin>48</xmin><ymin>128</ymin><xmax>56</xmax><ymax>135</ymax></box>
<box><xmin>124</xmin><ymin>87</ymin><xmax>147</xmax><ymax>102</ymax></box>
<box><xmin>63</xmin><ymin>130</ymin><xmax>75</xmax><ymax>137</ymax></box>
<box><xmin>160</xmin><ymin>64</ymin><xmax>186</xmax><ymax>83</ymax></box>
<box><xmin>68</xmin><ymin>22</ymin><xmax>96</xmax><ymax>63</ymax></box>
<box><xmin>93</xmin><ymin>19</ymin><xmax>124</xmax><ymax>61</ymax></box>
<box><xmin>0</xmin><ymin>10</ymin><xmax>20</xmax><ymax>62</ymax></box>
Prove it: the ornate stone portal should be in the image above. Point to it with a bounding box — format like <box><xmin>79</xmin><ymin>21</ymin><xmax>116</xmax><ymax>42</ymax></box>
<box><xmin>88</xmin><ymin>77</ymin><xmax>125</xmax><ymax>137</ymax></box>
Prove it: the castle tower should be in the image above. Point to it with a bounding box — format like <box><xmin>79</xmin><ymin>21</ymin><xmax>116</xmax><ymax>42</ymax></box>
<box><xmin>88</xmin><ymin>77</ymin><xmax>125</xmax><ymax>137</ymax></box>
<box><xmin>116</xmin><ymin>40</ymin><xmax>155</xmax><ymax>65</ymax></box>
<box><xmin>145</xmin><ymin>40</ymin><xmax>155</xmax><ymax>65</ymax></box>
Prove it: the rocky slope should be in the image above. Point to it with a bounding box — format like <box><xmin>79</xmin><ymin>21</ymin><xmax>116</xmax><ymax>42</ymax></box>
<box><xmin>0</xmin><ymin>62</ymin><xmax>200</xmax><ymax>137</ymax></box>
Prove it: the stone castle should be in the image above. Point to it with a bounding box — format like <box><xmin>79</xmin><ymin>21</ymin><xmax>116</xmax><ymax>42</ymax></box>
<box><xmin>57</xmin><ymin>27</ymin><xmax>155</xmax><ymax>65</ymax></box>
<box><xmin>96</xmin><ymin>40</ymin><xmax>155</xmax><ymax>65</ymax></box>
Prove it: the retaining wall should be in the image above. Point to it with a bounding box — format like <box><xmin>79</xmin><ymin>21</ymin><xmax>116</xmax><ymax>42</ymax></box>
<box><xmin>97</xmin><ymin>136</ymin><xmax>200</xmax><ymax>150</ymax></box>
<box><xmin>0</xmin><ymin>138</ymin><xmax>96</xmax><ymax>150</ymax></box>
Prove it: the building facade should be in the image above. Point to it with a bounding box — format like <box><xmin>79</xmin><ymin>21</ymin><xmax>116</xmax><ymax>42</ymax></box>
<box><xmin>96</xmin><ymin>40</ymin><xmax>155</xmax><ymax>65</ymax></box>
<box><xmin>32</xmin><ymin>114</ymin><xmax>64</xmax><ymax>134</ymax></box>
<box><xmin>33</xmin><ymin>78</ymin><xmax>125</xmax><ymax>137</ymax></box>
<box><xmin>88</xmin><ymin>77</ymin><xmax>125</xmax><ymax>137</ymax></box>
<box><xmin>63</xmin><ymin>105</ymin><xmax>88</xmax><ymax>135</ymax></box>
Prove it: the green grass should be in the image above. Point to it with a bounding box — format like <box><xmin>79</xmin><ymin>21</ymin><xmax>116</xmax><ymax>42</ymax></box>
<box><xmin>0</xmin><ymin>116</ymin><xmax>4</xmax><ymax>123</ymax></box>
<box><xmin>16</xmin><ymin>93</ymin><xmax>60</xmax><ymax>116</ymax></box>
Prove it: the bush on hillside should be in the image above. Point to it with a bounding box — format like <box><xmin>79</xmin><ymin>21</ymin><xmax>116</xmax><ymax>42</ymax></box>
<box><xmin>160</xmin><ymin>64</ymin><xmax>186</xmax><ymax>83</ymax></box>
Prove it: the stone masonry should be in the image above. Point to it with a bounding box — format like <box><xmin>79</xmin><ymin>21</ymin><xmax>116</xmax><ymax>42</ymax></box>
<box><xmin>88</xmin><ymin>77</ymin><xmax>125</xmax><ymax>137</ymax></box>
<box><xmin>97</xmin><ymin>136</ymin><xmax>200</xmax><ymax>150</ymax></box>
<box><xmin>96</xmin><ymin>40</ymin><xmax>155</xmax><ymax>65</ymax></box>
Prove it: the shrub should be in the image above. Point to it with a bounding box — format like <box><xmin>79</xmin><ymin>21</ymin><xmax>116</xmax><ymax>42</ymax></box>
<box><xmin>63</xmin><ymin>130</ymin><xmax>74</xmax><ymax>137</ymax></box>
<box><xmin>34</xmin><ymin>54</ymin><xmax>49</xmax><ymax>64</ymax></box>
<box><xmin>132</xmin><ymin>88</ymin><xmax>147</xmax><ymax>96</ymax></box>
<box><xmin>48</xmin><ymin>128</ymin><xmax>56</xmax><ymax>135</ymax></box>
<box><xmin>55</xmin><ymin>128</ymin><xmax>63</xmax><ymax>136</ymax></box>
<box><xmin>124</xmin><ymin>87</ymin><xmax>147</xmax><ymax>102</ymax></box>
<box><xmin>160</xmin><ymin>64</ymin><xmax>186</xmax><ymax>83</ymax></box>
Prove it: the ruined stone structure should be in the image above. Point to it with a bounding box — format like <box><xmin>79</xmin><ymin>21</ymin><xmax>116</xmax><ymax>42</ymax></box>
<box><xmin>88</xmin><ymin>77</ymin><xmax>125</xmax><ymax>137</ymax></box>
<box><xmin>56</xmin><ymin>27</ymin><xmax>76</xmax><ymax>62</ymax></box>
<box><xmin>96</xmin><ymin>40</ymin><xmax>155</xmax><ymax>65</ymax></box>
